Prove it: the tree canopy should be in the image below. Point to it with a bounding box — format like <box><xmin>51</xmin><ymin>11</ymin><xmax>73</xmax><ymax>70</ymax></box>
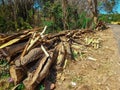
<box><xmin>0</xmin><ymin>0</ymin><xmax>119</xmax><ymax>33</ymax></box>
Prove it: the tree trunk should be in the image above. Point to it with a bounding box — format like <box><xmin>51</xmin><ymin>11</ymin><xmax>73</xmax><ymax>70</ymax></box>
<box><xmin>87</xmin><ymin>0</ymin><xmax>98</xmax><ymax>24</ymax></box>
<box><xmin>93</xmin><ymin>0</ymin><xmax>98</xmax><ymax>24</ymax></box>
<box><xmin>62</xmin><ymin>0</ymin><xmax>68</xmax><ymax>30</ymax></box>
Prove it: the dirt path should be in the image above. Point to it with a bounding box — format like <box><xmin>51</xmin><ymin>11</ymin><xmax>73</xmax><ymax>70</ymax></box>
<box><xmin>110</xmin><ymin>24</ymin><xmax>120</xmax><ymax>53</ymax></box>
<box><xmin>56</xmin><ymin>28</ymin><xmax>120</xmax><ymax>90</ymax></box>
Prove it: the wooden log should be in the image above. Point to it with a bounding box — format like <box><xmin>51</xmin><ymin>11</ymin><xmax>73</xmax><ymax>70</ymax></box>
<box><xmin>0</xmin><ymin>49</ymin><xmax>8</xmax><ymax>57</ymax></box>
<box><xmin>60</xmin><ymin>36</ymin><xmax>72</xmax><ymax>60</ymax></box>
<box><xmin>43</xmin><ymin>37</ymin><xmax>60</xmax><ymax>49</ymax></box>
<box><xmin>23</xmin><ymin>44</ymin><xmax>50</xmax><ymax>89</ymax></box>
<box><xmin>59</xmin><ymin>37</ymin><xmax>75</xmax><ymax>64</ymax></box>
<box><xmin>0</xmin><ymin>27</ymin><xmax>42</xmax><ymax>45</ymax></box>
<box><xmin>4</xmin><ymin>42</ymin><xmax>26</xmax><ymax>60</ymax></box>
<box><xmin>46</xmin><ymin>30</ymin><xmax>70</xmax><ymax>39</ymax></box>
<box><xmin>23</xmin><ymin>56</ymin><xmax>48</xmax><ymax>90</ymax></box>
<box><xmin>0</xmin><ymin>31</ymin><xmax>29</xmax><ymax>45</ymax></box>
<box><xmin>0</xmin><ymin>33</ymin><xmax>31</xmax><ymax>49</ymax></box>
<box><xmin>1</xmin><ymin>29</ymin><xmax>96</xmax><ymax>90</ymax></box>
<box><xmin>0</xmin><ymin>33</ymin><xmax>8</xmax><ymax>38</ymax></box>
<box><xmin>57</xmin><ymin>42</ymin><xmax>66</xmax><ymax>67</ymax></box>
<box><xmin>20</xmin><ymin>36</ymin><xmax>32</xmax><ymax>58</ymax></box>
<box><xmin>10</xmin><ymin>65</ymin><xmax>26</xmax><ymax>85</ymax></box>
<box><xmin>63</xmin><ymin>42</ymin><xmax>73</xmax><ymax>60</ymax></box>
<box><xmin>45</xmin><ymin>29</ymin><xmax>93</xmax><ymax>41</ymax></box>
<box><xmin>21</xmin><ymin>26</ymin><xmax>47</xmax><ymax>58</ymax></box>
<box><xmin>23</xmin><ymin>48</ymin><xmax>58</xmax><ymax>90</ymax></box>
<box><xmin>15</xmin><ymin>48</ymin><xmax>43</xmax><ymax>66</ymax></box>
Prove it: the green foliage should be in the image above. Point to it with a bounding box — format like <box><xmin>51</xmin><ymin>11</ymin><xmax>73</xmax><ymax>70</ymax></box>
<box><xmin>0</xmin><ymin>59</ymin><xmax>10</xmax><ymax>78</ymax></box>
<box><xmin>99</xmin><ymin>14</ymin><xmax>120</xmax><ymax>23</ymax></box>
<box><xmin>0</xmin><ymin>59</ymin><xmax>7</xmax><ymax>66</ymax></box>
<box><xmin>0</xmin><ymin>0</ymin><xmax>101</xmax><ymax>33</ymax></box>
<box><xmin>39</xmin><ymin>84</ymin><xmax>45</xmax><ymax>90</ymax></box>
<box><xmin>77</xmin><ymin>12</ymin><xmax>92</xmax><ymax>29</ymax></box>
<box><xmin>103</xmin><ymin>0</ymin><xmax>116</xmax><ymax>13</ymax></box>
<box><xmin>41</xmin><ymin>1</ymin><xmax>93</xmax><ymax>33</ymax></box>
<box><xmin>41</xmin><ymin>1</ymin><xmax>63</xmax><ymax>33</ymax></box>
<box><xmin>72</xmin><ymin>50</ymin><xmax>78</xmax><ymax>60</ymax></box>
<box><xmin>17</xmin><ymin>83</ymin><xmax>25</xmax><ymax>90</ymax></box>
<box><xmin>0</xmin><ymin>1</ymin><xmax>34</xmax><ymax>33</ymax></box>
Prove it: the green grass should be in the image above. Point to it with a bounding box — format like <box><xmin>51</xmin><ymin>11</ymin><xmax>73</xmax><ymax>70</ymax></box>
<box><xmin>39</xmin><ymin>84</ymin><xmax>45</xmax><ymax>90</ymax></box>
<box><xmin>0</xmin><ymin>59</ymin><xmax>14</xmax><ymax>90</ymax></box>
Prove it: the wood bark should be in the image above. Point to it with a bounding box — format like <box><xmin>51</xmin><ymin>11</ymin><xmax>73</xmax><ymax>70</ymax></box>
<box><xmin>57</xmin><ymin>42</ymin><xmax>66</xmax><ymax>67</ymax></box>
<box><xmin>62</xmin><ymin>0</ymin><xmax>68</xmax><ymax>30</ymax></box>
<box><xmin>23</xmin><ymin>48</ymin><xmax>58</xmax><ymax>90</ymax></box>
<box><xmin>15</xmin><ymin>48</ymin><xmax>43</xmax><ymax>66</ymax></box>
<box><xmin>10</xmin><ymin>65</ymin><xmax>26</xmax><ymax>85</ymax></box>
<box><xmin>87</xmin><ymin>0</ymin><xmax>98</xmax><ymax>24</ymax></box>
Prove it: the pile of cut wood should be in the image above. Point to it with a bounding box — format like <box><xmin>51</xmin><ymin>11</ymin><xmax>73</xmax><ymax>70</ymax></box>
<box><xmin>0</xmin><ymin>26</ymin><xmax>95</xmax><ymax>90</ymax></box>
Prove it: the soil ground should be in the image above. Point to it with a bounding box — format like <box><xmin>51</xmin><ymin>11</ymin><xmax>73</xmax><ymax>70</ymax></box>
<box><xmin>55</xmin><ymin>28</ymin><xmax>120</xmax><ymax>90</ymax></box>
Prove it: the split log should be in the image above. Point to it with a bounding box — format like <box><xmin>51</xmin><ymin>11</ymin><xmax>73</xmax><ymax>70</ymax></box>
<box><xmin>23</xmin><ymin>56</ymin><xmax>48</xmax><ymax>90</ymax></box>
<box><xmin>1</xmin><ymin>42</ymin><xmax>26</xmax><ymax>62</ymax></box>
<box><xmin>5</xmin><ymin>42</ymin><xmax>26</xmax><ymax>56</ymax></box>
<box><xmin>10</xmin><ymin>65</ymin><xmax>26</xmax><ymax>85</ymax></box>
<box><xmin>43</xmin><ymin>37</ymin><xmax>60</xmax><ymax>49</ymax></box>
<box><xmin>57</xmin><ymin>42</ymin><xmax>66</xmax><ymax>67</ymax></box>
<box><xmin>20</xmin><ymin>37</ymin><xmax>32</xmax><ymax>58</ymax></box>
<box><xmin>0</xmin><ymin>28</ymin><xmax>96</xmax><ymax>90</ymax></box>
<box><xmin>23</xmin><ymin>48</ymin><xmax>58</xmax><ymax>90</ymax></box>
<box><xmin>0</xmin><ymin>31</ymin><xmax>29</xmax><ymax>45</ymax></box>
<box><xmin>0</xmin><ymin>49</ymin><xmax>8</xmax><ymax>57</ymax></box>
<box><xmin>0</xmin><ymin>33</ymin><xmax>31</xmax><ymax>49</ymax></box>
<box><xmin>0</xmin><ymin>27</ymin><xmax>42</xmax><ymax>45</ymax></box>
<box><xmin>21</xmin><ymin>26</ymin><xmax>47</xmax><ymax>58</ymax></box>
<box><xmin>63</xmin><ymin>42</ymin><xmax>73</xmax><ymax>60</ymax></box>
<box><xmin>60</xmin><ymin>36</ymin><xmax>73</xmax><ymax>60</ymax></box>
<box><xmin>46</xmin><ymin>30</ymin><xmax>71</xmax><ymax>39</ymax></box>
<box><xmin>0</xmin><ymin>33</ymin><xmax>8</xmax><ymax>38</ymax></box>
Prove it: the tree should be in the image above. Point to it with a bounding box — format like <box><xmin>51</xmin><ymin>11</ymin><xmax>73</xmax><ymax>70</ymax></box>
<box><xmin>0</xmin><ymin>0</ymin><xmax>35</xmax><ymax>32</ymax></box>
<box><xmin>62</xmin><ymin>0</ymin><xmax>68</xmax><ymax>30</ymax></box>
<box><xmin>102</xmin><ymin>0</ymin><xmax>117</xmax><ymax>13</ymax></box>
<box><xmin>87</xmin><ymin>0</ymin><xmax>98</xmax><ymax>24</ymax></box>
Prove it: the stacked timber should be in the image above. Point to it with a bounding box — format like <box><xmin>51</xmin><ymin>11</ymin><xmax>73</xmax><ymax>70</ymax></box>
<box><xmin>0</xmin><ymin>26</ymin><xmax>94</xmax><ymax>90</ymax></box>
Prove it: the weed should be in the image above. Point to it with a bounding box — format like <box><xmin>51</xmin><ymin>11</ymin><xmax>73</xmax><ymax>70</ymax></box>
<box><xmin>0</xmin><ymin>59</ymin><xmax>10</xmax><ymax>79</ymax></box>
<box><xmin>17</xmin><ymin>83</ymin><xmax>25</xmax><ymax>90</ymax></box>
<box><xmin>72</xmin><ymin>76</ymin><xmax>83</xmax><ymax>84</ymax></box>
<box><xmin>72</xmin><ymin>50</ymin><xmax>78</xmax><ymax>60</ymax></box>
<box><xmin>39</xmin><ymin>84</ymin><xmax>45</xmax><ymax>90</ymax></box>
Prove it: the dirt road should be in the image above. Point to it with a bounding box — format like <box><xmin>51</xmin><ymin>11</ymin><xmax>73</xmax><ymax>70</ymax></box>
<box><xmin>110</xmin><ymin>24</ymin><xmax>120</xmax><ymax>53</ymax></box>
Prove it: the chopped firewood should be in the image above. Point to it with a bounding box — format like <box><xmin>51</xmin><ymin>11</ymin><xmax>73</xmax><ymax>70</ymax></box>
<box><xmin>0</xmin><ymin>49</ymin><xmax>8</xmax><ymax>57</ymax></box>
<box><xmin>2</xmin><ymin>42</ymin><xmax>26</xmax><ymax>62</ymax></box>
<box><xmin>0</xmin><ymin>33</ymin><xmax>31</xmax><ymax>49</ymax></box>
<box><xmin>23</xmin><ymin>56</ymin><xmax>48</xmax><ymax>90</ymax></box>
<box><xmin>63</xmin><ymin>42</ymin><xmax>73</xmax><ymax>60</ymax></box>
<box><xmin>57</xmin><ymin>42</ymin><xmax>66</xmax><ymax>67</ymax></box>
<box><xmin>5</xmin><ymin>42</ymin><xmax>26</xmax><ymax>56</ymax></box>
<box><xmin>10</xmin><ymin>65</ymin><xmax>26</xmax><ymax>85</ymax></box>
<box><xmin>23</xmin><ymin>47</ymin><xmax>58</xmax><ymax>90</ymax></box>
<box><xmin>15</xmin><ymin>48</ymin><xmax>43</xmax><ymax>66</ymax></box>
<box><xmin>21</xmin><ymin>26</ymin><xmax>47</xmax><ymax>58</ymax></box>
<box><xmin>0</xmin><ymin>27</ymin><xmax>42</xmax><ymax>45</ymax></box>
<box><xmin>0</xmin><ymin>27</ymin><xmax>97</xmax><ymax>90</ymax></box>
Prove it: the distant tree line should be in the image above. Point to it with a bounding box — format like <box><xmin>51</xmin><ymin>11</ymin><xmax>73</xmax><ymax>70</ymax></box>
<box><xmin>0</xmin><ymin>0</ymin><xmax>118</xmax><ymax>33</ymax></box>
